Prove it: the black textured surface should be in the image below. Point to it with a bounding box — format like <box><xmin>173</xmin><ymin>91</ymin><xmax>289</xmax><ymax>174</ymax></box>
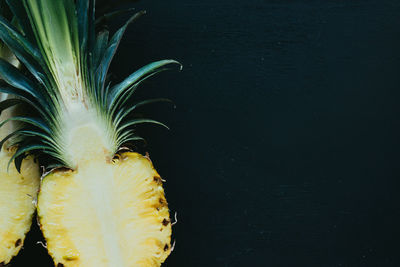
<box><xmin>11</xmin><ymin>0</ymin><xmax>400</xmax><ymax>266</ymax></box>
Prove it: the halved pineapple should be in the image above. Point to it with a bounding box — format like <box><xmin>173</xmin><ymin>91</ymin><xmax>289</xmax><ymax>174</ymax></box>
<box><xmin>0</xmin><ymin>150</ymin><xmax>39</xmax><ymax>265</ymax></box>
<box><xmin>38</xmin><ymin>153</ymin><xmax>171</xmax><ymax>267</ymax></box>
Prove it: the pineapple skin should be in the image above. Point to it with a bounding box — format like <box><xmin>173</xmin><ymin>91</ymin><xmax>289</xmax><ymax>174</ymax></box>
<box><xmin>0</xmin><ymin>151</ymin><xmax>40</xmax><ymax>264</ymax></box>
<box><xmin>38</xmin><ymin>152</ymin><xmax>172</xmax><ymax>267</ymax></box>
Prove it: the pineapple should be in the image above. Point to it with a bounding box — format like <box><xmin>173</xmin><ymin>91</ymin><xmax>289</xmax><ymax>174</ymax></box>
<box><xmin>0</xmin><ymin>142</ymin><xmax>39</xmax><ymax>265</ymax></box>
<box><xmin>0</xmin><ymin>9</ymin><xmax>40</xmax><ymax>264</ymax></box>
<box><xmin>0</xmin><ymin>0</ymin><xmax>179</xmax><ymax>266</ymax></box>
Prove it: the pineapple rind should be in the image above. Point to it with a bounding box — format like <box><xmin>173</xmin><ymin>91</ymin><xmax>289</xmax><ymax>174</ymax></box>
<box><xmin>38</xmin><ymin>152</ymin><xmax>171</xmax><ymax>267</ymax></box>
<box><xmin>0</xmin><ymin>151</ymin><xmax>40</xmax><ymax>264</ymax></box>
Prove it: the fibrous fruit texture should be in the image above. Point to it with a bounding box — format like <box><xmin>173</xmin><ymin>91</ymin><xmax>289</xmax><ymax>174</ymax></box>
<box><xmin>38</xmin><ymin>153</ymin><xmax>171</xmax><ymax>266</ymax></box>
<box><xmin>0</xmin><ymin>150</ymin><xmax>39</xmax><ymax>264</ymax></box>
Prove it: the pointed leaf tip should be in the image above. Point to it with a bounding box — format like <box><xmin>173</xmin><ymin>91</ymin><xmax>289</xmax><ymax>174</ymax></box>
<box><xmin>14</xmin><ymin>154</ymin><xmax>23</xmax><ymax>173</ymax></box>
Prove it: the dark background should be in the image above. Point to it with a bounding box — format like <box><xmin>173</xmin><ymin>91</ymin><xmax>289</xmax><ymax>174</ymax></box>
<box><xmin>12</xmin><ymin>0</ymin><xmax>400</xmax><ymax>266</ymax></box>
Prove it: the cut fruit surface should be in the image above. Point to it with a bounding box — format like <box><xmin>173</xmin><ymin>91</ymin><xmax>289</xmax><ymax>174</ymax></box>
<box><xmin>0</xmin><ymin>151</ymin><xmax>40</xmax><ymax>264</ymax></box>
<box><xmin>38</xmin><ymin>152</ymin><xmax>172</xmax><ymax>267</ymax></box>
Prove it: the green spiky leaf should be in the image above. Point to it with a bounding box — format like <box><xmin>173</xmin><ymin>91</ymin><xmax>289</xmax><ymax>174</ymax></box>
<box><xmin>108</xmin><ymin>60</ymin><xmax>181</xmax><ymax>110</ymax></box>
<box><xmin>0</xmin><ymin>98</ymin><xmax>21</xmax><ymax>114</ymax></box>
<box><xmin>96</xmin><ymin>11</ymin><xmax>145</xmax><ymax>91</ymax></box>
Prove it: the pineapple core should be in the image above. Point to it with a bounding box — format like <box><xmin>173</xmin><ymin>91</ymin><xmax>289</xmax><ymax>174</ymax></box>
<box><xmin>62</xmin><ymin>106</ymin><xmax>114</xmax><ymax>168</ymax></box>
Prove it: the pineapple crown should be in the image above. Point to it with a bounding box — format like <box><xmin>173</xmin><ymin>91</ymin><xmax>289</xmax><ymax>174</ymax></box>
<box><xmin>0</xmin><ymin>0</ymin><xmax>180</xmax><ymax>171</ymax></box>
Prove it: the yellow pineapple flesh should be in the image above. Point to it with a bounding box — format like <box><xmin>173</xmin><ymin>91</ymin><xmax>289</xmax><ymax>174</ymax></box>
<box><xmin>38</xmin><ymin>152</ymin><xmax>172</xmax><ymax>267</ymax></box>
<box><xmin>0</xmin><ymin>150</ymin><xmax>40</xmax><ymax>264</ymax></box>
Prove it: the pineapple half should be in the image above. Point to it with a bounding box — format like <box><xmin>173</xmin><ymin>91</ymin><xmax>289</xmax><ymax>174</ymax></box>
<box><xmin>0</xmin><ymin>17</ymin><xmax>40</xmax><ymax>264</ymax></box>
<box><xmin>0</xmin><ymin>135</ymin><xmax>39</xmax><ymax>265</ymax></box>
<box><xmin>0</xmin><ymin>0</ymin><xmax>180</xmax><ymax>266</ymax></box>
<box><xmin>38</xmin><ymin>152</ymin><xmax>171</xmax><ymax>266</ymax></box>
